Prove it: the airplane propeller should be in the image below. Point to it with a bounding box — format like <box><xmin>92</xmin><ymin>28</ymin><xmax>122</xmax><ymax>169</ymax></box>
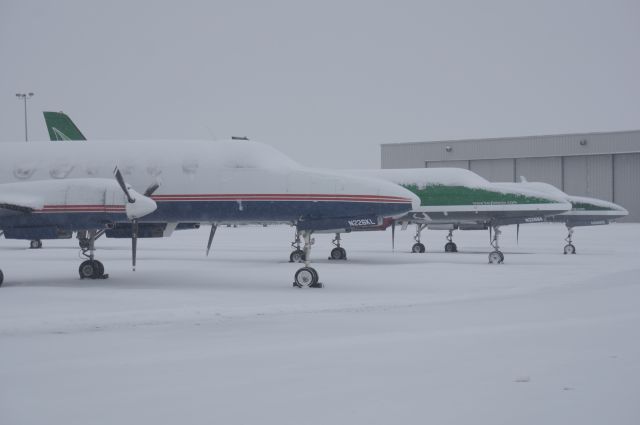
<box><xmin>113</xmin><ymin>167</ymin><xmax>158</xmax><ymax>271</ymax></box>
<box><xmin>516</xmin><ymin>223</ymin><xmax>520</xmax><ymax>244</ymax></box>
<box><xmin>114</xmin><ymin>167</ymin><xmax>135</xmax><ymax>203</ymax></box>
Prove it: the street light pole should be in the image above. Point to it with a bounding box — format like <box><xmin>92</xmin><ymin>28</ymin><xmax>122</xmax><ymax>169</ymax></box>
<box><xmin>15</xmin><ymin>92</ymin><xmax>34</xmax><ymax>142</ymax></box>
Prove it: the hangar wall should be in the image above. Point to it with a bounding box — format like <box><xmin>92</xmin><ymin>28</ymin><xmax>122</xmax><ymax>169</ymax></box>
<box><xmin>381</xmin><ymin>130</ymin><xmax>640</xmax><ymax>222</ymax></box>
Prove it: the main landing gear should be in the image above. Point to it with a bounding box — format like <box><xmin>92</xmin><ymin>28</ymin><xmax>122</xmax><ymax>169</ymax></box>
<box><xmin>29</xmin><ymin>239</ymin><xmax>42</xmax><ymax>249</ymax></box>
<box><xmin>444</xmin><ymin>230</ymin><xmax>458</xmax><ymax>253</ymax></box>
<box><xmin>78</xmin><ymin>230</ymin><xmax>108</xmax><ymax>280</ymax></box>
<box><xmin>411</xmin><ymin>224</ymin><xmax>427</xmax><ymax>253</ymax></box>
<box><xmin>488</xmin><ymin>226</ymin><xmax>504</xmax><ymax>264</ymax></box>
<box><xmin>563</xmin><ymin>226</ymin><xmax>576</xmax><ymax>255</ymax></box>
<box><xmin>293</xmin><ymin>230</ymin><xmax>323</xmax><ymax>288</ymax></box>
<box><xmin>289</xmin><ymin>230</ymin><xmax>305</xmax><ymax>263</ymax></box>
<box><xmin>329</xmin><ymin>233</ymin><xmax>347</xmax><ymax>260</ymax></box>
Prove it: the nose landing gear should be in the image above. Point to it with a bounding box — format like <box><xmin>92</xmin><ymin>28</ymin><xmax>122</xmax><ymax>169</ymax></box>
<box><xmin>488</xmin><ymin>226</ymin><xmax>504</xmax><ymax>264</ymax></box>
<box><xmin>563</xmin><ymin>226</ymin><xmax>576</xmax><ymax>254</ymax></box>
<box><xmin>444</xmin><ymin>230</ymin><xmax>458</xmax><ymax>252</ymax></box>
<box><xmin>79</xmin><ymin>230</ymin><xmax>108</xmax><ymax>279</ymax></box>
<box><xmin>293</xmin><ymin>231</ymin><xmax>322</xmax><ymax>288</ymax></box>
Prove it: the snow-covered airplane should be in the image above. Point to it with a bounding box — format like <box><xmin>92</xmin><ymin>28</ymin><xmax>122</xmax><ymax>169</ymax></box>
<box><xmin>493</xmin><ymin>180</ymin><xmax>628</xmax><ymax>254</ymax></box>
<box><xmin>0</xmin><ymin>139</ymin><xmax>418</xmax><ymax>288</ymax></box>
<box><xmin>39</xmin><ymin>112</ymin><xmax>572</xmax><ymax>265</ymax></box>
<box><xmin>347</xmin><ymin>168</ymin><xmax>572</xmax><ymax>263</ymax></box>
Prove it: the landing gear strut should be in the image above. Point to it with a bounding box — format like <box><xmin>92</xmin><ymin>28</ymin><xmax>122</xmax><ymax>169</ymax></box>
<box><xmin>289</xmin><ymin>230</ymin><xmax>305</xmax><ymax>263</ymax></box>
<box><xmin>488</xmin><ymin>226</ymin><xmax>504</xmax><ymax>264</ymax></box>
<box><xmin>293</xmin><ymin>230</ymin><xmax>322</xmax><ymax>288</ymax></box>
<box><xmin>78</xmin><ymin>229</ymin><xmax>105</xmax><ymax>250</ymax></box>
<box><xmin>563</xmin><ymin>226</ymin><xmax>576</xmax><ymax>255</ymax></box>
<box><xmin>411</xmin><ymin>224</ymin><xmax>427</xmax><ymax>253</ymax></box>
<box><xmin>329</xmin><ymin>233</ymin><xmax>347</xmax><ymax>260</ymax></box>
<box><xmin>444</xmin><ymin>230</ymin><xmax>457</xmax><ymax>253</ymax></box>
<box><xmin>29</xmin><ymin>239</ymin><xmax>42</xmax><ymax>249</ymax></box>
<box><xmin>78</xmin><ymin>230</ymin><xmax>108</xmax><ymax>279</ymax></box>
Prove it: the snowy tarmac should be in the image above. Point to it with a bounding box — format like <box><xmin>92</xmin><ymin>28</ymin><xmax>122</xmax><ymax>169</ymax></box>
<box><xmin>1</xmin><ymin>223</ymin><xmax>639</xmax><ymax>424</ymax></box>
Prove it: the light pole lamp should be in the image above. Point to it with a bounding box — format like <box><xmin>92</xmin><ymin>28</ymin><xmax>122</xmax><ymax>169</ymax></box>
<box><xmin>15</xmin><ymin>92</ymin><xmax>34</xmax><ymax>142</ymax></box>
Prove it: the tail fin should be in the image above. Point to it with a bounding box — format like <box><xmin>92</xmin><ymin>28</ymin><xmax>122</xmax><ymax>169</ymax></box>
<box><xmin>43</xmin><ymin>111</ymin><xmax>87</xmax><ymax>141</ymax></box>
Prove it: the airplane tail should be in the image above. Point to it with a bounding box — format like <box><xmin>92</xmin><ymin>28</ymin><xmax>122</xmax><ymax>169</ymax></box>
<box><xmin>43</xmin><ymin>111</ymin><xmax>87</xmax><ymax>141</ymax></box>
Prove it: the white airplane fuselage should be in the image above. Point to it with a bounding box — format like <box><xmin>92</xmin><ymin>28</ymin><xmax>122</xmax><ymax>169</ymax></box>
<box><xmin>0</xmin><ymin>140</ymin><xmax>418</xmax><ymax>233</ymax></box>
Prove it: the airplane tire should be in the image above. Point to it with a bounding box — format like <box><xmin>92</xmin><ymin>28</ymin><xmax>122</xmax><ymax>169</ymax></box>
<box><xmin>563</xmin><ymin>244</ymin><xmax>576</xmax><ymax>255</ymax></box>
<box><xmin>444</xmin><ymin>242</ymin><xmax>457</xmax><ymax>252</ymax></box>
<box><xmin>294</xmin><ymin>267</ymin><xmax>320</xmax><ymax>287</ymax></box>
<box><xmin>289</xmin><ymin>250</ymin><xmax>305</xmax><ymax>263</ymax></box>
<box><xmin>79</xmin><ymin>260</ymin><xmax>102</xmax><ymax>279</ymax></box>
<box><xmin>412</xmin><ymin>243</ymin><xmax>425</xmax><ymax>253</ymax></box>
<box><xmin>330</xmin><ymin>247</ymin><xmax>346</xmax><ymax>260</ymax></box>
<box><xmin>0</xmin><ymin>269</ymin><xmax>3</xmax><ymax>287</ymax></box>
<box><xmin>30</xmin><ymin>239</ymin><xmax>42</xmax><ymax>249</ymax></box>
<box><xmin>488</xmin><ymin>251</ymin><xmax>503</xmax><ymax>264</ymax></box>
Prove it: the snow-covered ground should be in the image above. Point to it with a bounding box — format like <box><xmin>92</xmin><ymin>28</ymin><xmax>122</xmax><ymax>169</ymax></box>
<box><xmin>1</xmin><ymin>223</ymin><xmax>639</xmax><ymax>425</ymax></box>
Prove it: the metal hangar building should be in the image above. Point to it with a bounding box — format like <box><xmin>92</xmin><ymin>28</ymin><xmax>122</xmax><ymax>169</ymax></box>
<box><xmin>381</xmin><ymin>130</ymin><xmax>640</xmax><ymax>222</ymax></box>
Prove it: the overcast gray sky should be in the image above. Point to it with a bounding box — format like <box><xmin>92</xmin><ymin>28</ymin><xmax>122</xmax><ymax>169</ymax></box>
<box><xmin>1</xmin><ymin>0</ymin><xmax>638</xmax><ymax>168</ymax></box>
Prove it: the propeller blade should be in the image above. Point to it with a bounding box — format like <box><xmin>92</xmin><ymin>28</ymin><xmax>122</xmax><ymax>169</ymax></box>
<box><xmin>144</xmin><ymin>182</ymin><xmax>160</xmax><ymax>197</ymax></box>
<box><xmin>489</xmin><ymin>226</ymin><xmax>492</xmax><ymax>243</ymax></box>
<box><xmin>516</xmin><ymin>224</ymin><xmax>520</xmax><ymax>244</ymax></box>
<box><xmin>132</xmin><ymin>220</ymin><xmax>138</xmax><ymax>271</ymax></box>
<box><xmin>206</xmin><ymin>224</ymin><xmax>217</xmax><ymax>256</ymax></box>
<box><xmin>391</xmin><ymin>221</ymin><xmax>396</xmax><ymax>252</ymax></box>
<box><xmin>113</xmin><ymin>167</ymin><xmax>135</xmax><ymax>203</ymax></box>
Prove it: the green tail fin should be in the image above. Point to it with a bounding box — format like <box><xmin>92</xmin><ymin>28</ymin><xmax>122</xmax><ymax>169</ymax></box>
<box><xmin>43</xmin><ymin>111</ymin><xmax>87</xmax><ymax>141</ymax></box>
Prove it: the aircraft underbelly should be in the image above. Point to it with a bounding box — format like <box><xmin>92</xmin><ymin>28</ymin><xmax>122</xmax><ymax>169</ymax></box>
<box><xmin>0</xmin><ymin>200</ymin><xmax>409</xmax><ymax>231</ymax></box>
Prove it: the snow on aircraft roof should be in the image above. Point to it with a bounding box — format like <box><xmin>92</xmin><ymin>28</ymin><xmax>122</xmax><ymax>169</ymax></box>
<box><xmin>494</xmin><ymin>182</ymin><xmax>627</xmax><ymax>211</ymax></box>
<box><xmin>3</xmin><ymin>139</ymin><xmax>303</xmax><ymax>171</ymax></box>
<box><xmin>347</xmin><ymin>168</ymin><xmax>569</xmax><ymax>203</ymax></box>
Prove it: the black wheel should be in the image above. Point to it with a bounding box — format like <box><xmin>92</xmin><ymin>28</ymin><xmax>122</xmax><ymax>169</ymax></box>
<box><xmin>412</xmin><ymin>242</ymin><xmax>425</xmax><ymax>253</ymax></box>
<box><xmin>294</xmin><ymin>266</ymin><xmax>319</xmax><ymax>287</ymax></box>
<box><xmin>330</xmin><ymin>247</ymin><xmax>346</xmax><ymax>260</ymax></box>
<box><xmin>79</xmin><ymin>260</ymin><xmax>101</xmax><ymax>279</ymax></box>
<box><xmin>444</xmin><ymin>242</ymin><xmax>457</xmax><ymax>252</ymax></box>
<box><xmin>0</xmin><ymin>269</ymin><xmax>3</xmax><ymax>287</ymax></box>
<box><xmin>289</xmin><ymin>249</ymin><xmax>305</xmax><ymax>263</ymax></box>
<box><xmin>563</xmin><ymin>244</ymin><xmax>576</xmax><ymax>255</ymax></box>
<box><xmin>30</xmin><ymin>239</ymin><xmax>42</xmax><ymax>249</ymax></box>
<box><xmin>488</xmin><ymin>251</ymin><xmax>503</xmax><ymax>264</ymax></box>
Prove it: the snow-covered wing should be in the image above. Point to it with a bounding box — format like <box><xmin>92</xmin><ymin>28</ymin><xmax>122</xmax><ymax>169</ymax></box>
<box><xmin>0</xmin><ymin>189</ymin><xmax>44</xmax><ymax>214</ymax></box>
